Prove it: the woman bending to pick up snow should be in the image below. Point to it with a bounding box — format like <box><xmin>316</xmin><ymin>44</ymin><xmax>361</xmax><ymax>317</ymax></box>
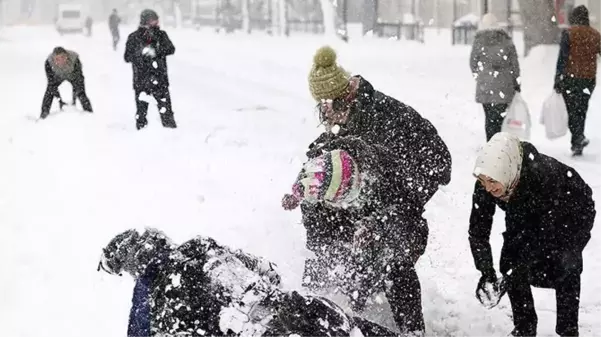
<box><xmin>468</xmin><ymin>132</ymin><xmax>595</xmax><ymax>336</ymax></box>
<box><xmin>98</xmin><ymin>228</ymin><xmax>398</xmax><ymax>337</ymax></box>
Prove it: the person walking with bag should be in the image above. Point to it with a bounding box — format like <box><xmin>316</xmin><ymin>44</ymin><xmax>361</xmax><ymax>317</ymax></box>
<box><xmin>468</xmin><ymin>132</ymin><xmax>595</xmax><ymax>336</ymax></box>
<box><xmin>470</xmin><ymin>13</ymin><xmax>521</xmax><ymax>141</ymax></box>
<box><xmin>554</xmin><ymin>5</ymin><xmax>600</xmax><ymax>156</ymax></box>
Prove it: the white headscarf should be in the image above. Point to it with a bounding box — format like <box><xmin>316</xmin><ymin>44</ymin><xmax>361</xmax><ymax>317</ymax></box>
<box><xmin>473</xmin><ymin>132</ymin><xmax>523</xmax><ymax>198</ymax></box>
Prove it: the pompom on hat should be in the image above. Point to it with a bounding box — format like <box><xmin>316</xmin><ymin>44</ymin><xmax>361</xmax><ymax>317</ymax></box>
<box><xmin>291</xmin><ymin>149</ymin><xmax>361</xmax><ymax>207</ymax></box>
<box><xmin>308</xmin><ymin>46</ymin><xmax>352</xmax><ymax>102</ymax></box>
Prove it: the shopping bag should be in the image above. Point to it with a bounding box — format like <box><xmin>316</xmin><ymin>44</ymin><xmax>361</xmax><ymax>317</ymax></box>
<box><xmin>540</xmin><ymin>92</ymin><xmax>569</xmax><ymax>139</ymax></box>
<box><xmin>501</xmin><ymin>93</ymin><xmax>531</xmax><ymax>140</ymax></box>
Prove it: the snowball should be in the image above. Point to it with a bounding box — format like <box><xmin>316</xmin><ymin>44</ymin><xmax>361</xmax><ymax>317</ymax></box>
<box><xmin>331</xmin><ymin>124</ymin><xmax>341</xmax><ymax>135</ymax></box>
<box><xmin>529</xmin><ymin>153</ymin><xmax>535</xmax><ymax>160</ymax></box>
<box><xmin>567</xmin><ymin>170</ymin><xmax>573</xmax><ymax>178</ymax></box>
<box><xmin>551</xmin><ymin>15</ymin><xmax>556</xmax><ymax>22</ymax></box>
<box><xmin>493</xmin><ymin>71</ymin><xmax>499</xmax><ymax>78</ymax></box>
<box><xmin>474</xmin><ymin>203</ymin><xmax>480</xmax><ymax>209</ymax></box>
<box><xmin>153</xmin><ymin>80</ymin><xmax>159</xmax><ymax>85</ymax></box>
<box><xmin>170</xmin><ymin>273</ymin><xmax>182</xmax><ymax>288</ymax></box>
<box><xmin>428</xmin><ymin>18</ymin><xmax>434</xmax><ymax>25</ymax></box>
<box><xmin>499</xmin><ymin>91</ymin><xmax>505</xmax><ymax>99</ymax></box>
<box><xmin>503</xmin><ymin>55</ymin><xmax>508</xmax><ymax>60</ymax></box>
<box><xmin>159</xmin><ymin>107</ymin><xmax>167</xmax><ymax>113</ymax></box>
<box><xmin>152</xmin><ymin>61</ymin><xmax>158</xmax><ymax>69</ymax></box>
<box><xmin>583</xmin><ymin>88</ymin><xmax>591</xmax><ymax>95</ymax></box>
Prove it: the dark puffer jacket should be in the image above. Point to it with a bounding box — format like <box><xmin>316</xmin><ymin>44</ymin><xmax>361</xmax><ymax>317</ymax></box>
<box><xmin>124</xmin><ymin>26</ymin><xmax>175</xmax><ymax>91</ymax></box>
<box><xmin>127</xmin><ymin>235</ymin><xmax>280</xmax><ymax>336</ymax></box>
<box><xmin>469</xmin><ymin>142</ymin><xmax>595</xmax><ymax>288</ymax></box>
<box><xmin>302</xmin><ymin>76</ymin><xmax>452</xmax><ymax>268</ymax></box>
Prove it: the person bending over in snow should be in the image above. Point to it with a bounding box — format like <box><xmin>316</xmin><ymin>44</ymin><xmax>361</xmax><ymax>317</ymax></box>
<box><xmin>124</xmin><ymin>9</ymin><xmax>177</xmax><ymax>130</ymax></box>
<box><xmin>469</xmin><ymin>132</ymin><xmax>595</xmax><ymax>337</ymax></box>
<box><xmin>281</xmin><ymin>46</ymin><xmax>452</xmax><ymax>336</ymax></box>
<box><xmin>40</xmin><ymin>46</ymin><xmax>93</xmax><ymax>119</ymax></box>
<box><xmin>98</xmin><ymin>228</ymin><xmax>399</xmax><ymax>337</ymax></box>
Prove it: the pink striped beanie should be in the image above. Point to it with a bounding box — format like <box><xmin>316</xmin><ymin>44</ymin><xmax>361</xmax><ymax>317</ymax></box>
<box><xmin>292</xmin><ymin>149</ymin><xmax>361</xmax><ymax>206</ymax></box>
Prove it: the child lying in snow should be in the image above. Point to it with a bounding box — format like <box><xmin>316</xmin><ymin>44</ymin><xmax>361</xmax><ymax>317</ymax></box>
<box><xmin>98</xmin><ymin>228</ymin><xmax>398</xmax><ymax>337</ymax></box>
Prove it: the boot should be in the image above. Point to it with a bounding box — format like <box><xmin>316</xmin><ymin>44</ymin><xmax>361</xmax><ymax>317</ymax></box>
<box><xmin>136</xmin><ymin>116</ymin><xmax>148</xmax><ymax>130</ymax></box>
<box><xmin>161</xmin><ymin>114</ymin><xmax>177</xmax><ymax>128</ymax></box>
<box><xmin>509</xmin><ymin>327</ymin><xmax>537</xmax><ymax>337</ymax></box>
<box><xmin>571</xmin><ymin>137</ymin><xmax>589</xmax><ymax>156</ymax></box>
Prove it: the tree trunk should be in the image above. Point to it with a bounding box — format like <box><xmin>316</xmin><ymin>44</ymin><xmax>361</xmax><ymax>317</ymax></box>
<box><xmin>517</xmin><ymin>0</ymin><xmax>560</xmax><ymax>56</ymax></box>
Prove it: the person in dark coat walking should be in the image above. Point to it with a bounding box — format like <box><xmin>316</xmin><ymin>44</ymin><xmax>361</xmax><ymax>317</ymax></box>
<box><xmin>554</xmin><ymin>5</ymin><xmax>600</xmax><ymax>156</ymax></box>
<box><xmin>40</xmin><ymin>46</ymin><xmax>93</xmax><ymax>119</ymax></box>
<box><xmin>282</xmin><ymin>46</ymin><xmax>452</xmax><ymax>335</ymax></box>
<box><xmin>468</xmin><ymin>132</ymin><xmax>595</xmax><ymax>337</ymax></box>
<box><xmin>470</xmin><ymin>13</ymin><xmax>521</xmax><ymax>141</ymax></box>
<box><xmin>124</xmin><ymin>9</ymin><xmax>177</xmax><ymax>130</ymax></box>
<box><xmin>108</xmin><ymin>9</ymin><xmax>121</xmax><ymax>50</ymax></box>
<box><xmin>98</xmin><ymin>228</ymin><xmax>398</xmax><ymax>337</ymax></box>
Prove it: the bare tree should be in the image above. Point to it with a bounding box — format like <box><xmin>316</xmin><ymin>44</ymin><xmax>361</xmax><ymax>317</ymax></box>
<box><xmin>517</xmin><ymin>0</ymin><xmax>560</xmax><ymax>56</ymax></box>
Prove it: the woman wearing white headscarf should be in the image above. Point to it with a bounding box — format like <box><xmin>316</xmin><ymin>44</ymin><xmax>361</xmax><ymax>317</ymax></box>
<box><xmin>468</xmin><ymin>132</ymin><xmax>595</xmax><ymax>336</ymax></box>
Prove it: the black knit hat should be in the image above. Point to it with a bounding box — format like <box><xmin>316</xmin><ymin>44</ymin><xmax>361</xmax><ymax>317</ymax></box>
<box><xmin>569</xmin><ymin>5</ymin><xmax>590</xmax><ymax>26</ymax></box>
<box><xmin>97</xmin><ymin>228</ymin><xmax>174</xmax><ymax>278</ymax></box>
<box><xmin>52</xmin><ymin>46</ymin><xmax>68</xmax><ymax>55</ymax></box>
<box><xmin>140</xmin><ymin>9</ymin><xmax>159</xmax><ymax>26</ymax></box>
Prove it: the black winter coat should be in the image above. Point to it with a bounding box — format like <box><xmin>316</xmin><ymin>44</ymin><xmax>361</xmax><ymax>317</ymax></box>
<box><xmin>302</xmin><ymin>76</ymin><xmax>452</xmax><ymax>266</ymax></box>
<box><xmin>109</xmin><ymin>13</ymin><xmax>121</xmax><ymax>33</ymax></box>
<box><xmin>127</xmin><ymin>236</ymin><xmax>280</xmax><ymax>336</ymax></box>
<box><xmin>469</xmin><ymin>142</ymin><xmax>595</xmax><ymax>288</ymax></box>
<box><xmin>124</xmin><ymin>27</ymin><xmax>175</xmax><ymax>91</ymax></box>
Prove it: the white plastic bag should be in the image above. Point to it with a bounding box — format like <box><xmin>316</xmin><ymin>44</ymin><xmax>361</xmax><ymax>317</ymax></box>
<box><xmin>501</xmin><ymin>93</ymin><xmax>531</xmax><ymax>140</ymax></box>
<box><xmin>540</xmin><ymin>92</ymin><xmax>569</xmax><ymax>139</ymax></box>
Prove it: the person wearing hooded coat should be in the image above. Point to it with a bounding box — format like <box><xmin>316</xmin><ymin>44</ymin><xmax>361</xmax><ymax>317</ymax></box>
<box><xmin>554</xmin><ymin>5</ymin><xmax>600</xmax><ymax>156</ymax></box>
<box><xmin>98</xmin><ymin>228</ymin><xmax>398</xmax><ymax>337</ymax></box>
<box><xmin>40</xmin><ymin>46</ymin><xmax>93</xmax><ymax>119</ymax></box>
<box><xmin>468</xmin><ymin>132</ymin><xmax>595</xmax><ymax>336</ymax></box>
<box><xmin>282</xmin><ymin>46</ymin><xmax>452</xmax><ymax>335</ymax></box>
<box><xmin>124</xmin><ymin>9</ymin><xmax>177</xmax><ymax>130</ymax></box>
<box><xmin>469</xmin><ymin>13</ymin><xmax>521</xmax><ymax>141</ymax></box>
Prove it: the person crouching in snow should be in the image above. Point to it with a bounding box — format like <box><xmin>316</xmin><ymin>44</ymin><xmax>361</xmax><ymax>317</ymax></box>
<box><xmin>468</xmin><ymin>132</ymin><xmax>595</xmax><ymax>336</ymax></box>
<box><xmin>40</xmin><ymin>46</ymin><xmax>93</xmax><ymax>119</ymax></box>
<box><xmin>282</xmin><ymin>45</ymin><xmax>452</xmax><ymax>336</ymax></box>
<box><xmin>98</xmin><ymin>228</ymin><xmax>399</xmax><ymax>337</ymax></box>
<box><xmin>124</xmin><ymin>9</ymin><xmax>177</xmax><ymax>130</ymax></box>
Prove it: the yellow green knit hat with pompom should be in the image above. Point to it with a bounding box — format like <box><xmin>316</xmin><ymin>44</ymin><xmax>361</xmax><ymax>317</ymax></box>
<box><xmin>308</xmin><ymin>46</ymin><xmax>351</xmax><ymax>102</ymax></box>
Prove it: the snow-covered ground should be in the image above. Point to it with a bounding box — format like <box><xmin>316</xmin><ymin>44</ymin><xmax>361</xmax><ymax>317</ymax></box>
<box><xmin>0</xmin><ymin>25</ymin><xmax>599</xmax><ymax>336</ymax></box>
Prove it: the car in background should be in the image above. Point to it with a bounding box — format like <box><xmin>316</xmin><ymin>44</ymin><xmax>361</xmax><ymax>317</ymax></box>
<box><xmin>55</xmin><ymin>4</ymin><xmax>85</xmax><ymax>35</ymax></box>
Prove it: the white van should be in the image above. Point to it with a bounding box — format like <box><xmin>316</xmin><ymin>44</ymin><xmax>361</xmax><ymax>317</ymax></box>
<box><xmin>55</xmin><ymin>4</ymin><xmax>85</xmax><ymax>34</ymax></box>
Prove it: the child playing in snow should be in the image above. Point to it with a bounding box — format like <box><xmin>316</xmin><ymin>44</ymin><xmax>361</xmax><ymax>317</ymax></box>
<box><xmin>98</xmin><ymin>227</ymin><xmax>398</xmax><ymax>337</ymax></box>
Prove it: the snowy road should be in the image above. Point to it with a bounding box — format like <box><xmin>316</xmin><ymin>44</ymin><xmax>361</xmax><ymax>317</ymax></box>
<box><xmin>0</xmin><ymin>25</ymin><xmax>599</xmax><ymax>336</ymax></box>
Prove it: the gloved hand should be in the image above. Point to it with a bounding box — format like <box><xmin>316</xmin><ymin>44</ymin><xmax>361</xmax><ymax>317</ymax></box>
<box><xmin>142</xmin><ymin>46</ymin><xmax>157</xmax><ymax>58</ymax></box>
<box><xmin>281</xmin><ymin>193</ymin><xmax>300</xmax><ymax>210</ymax></box>
<box><xmin>514</xmin><ymin>84</ymin><xmax>521</xmax><ymax>93</ymax></box>
<box><xmin>476</xmin><ymin>270</ymin><xmax>507</xmax><ymax>309</ymax></box>
<box><xmin>58</xmin><ymin>99</ymin><xmax>66</xmax><ymax>110</ymax></box>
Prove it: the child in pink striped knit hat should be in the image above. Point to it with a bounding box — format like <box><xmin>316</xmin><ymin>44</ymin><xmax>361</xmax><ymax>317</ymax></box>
<box><xmin>282</xmin><ymin>149</ymin><xmax>362</xmax><ymax>210</ymax></box>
